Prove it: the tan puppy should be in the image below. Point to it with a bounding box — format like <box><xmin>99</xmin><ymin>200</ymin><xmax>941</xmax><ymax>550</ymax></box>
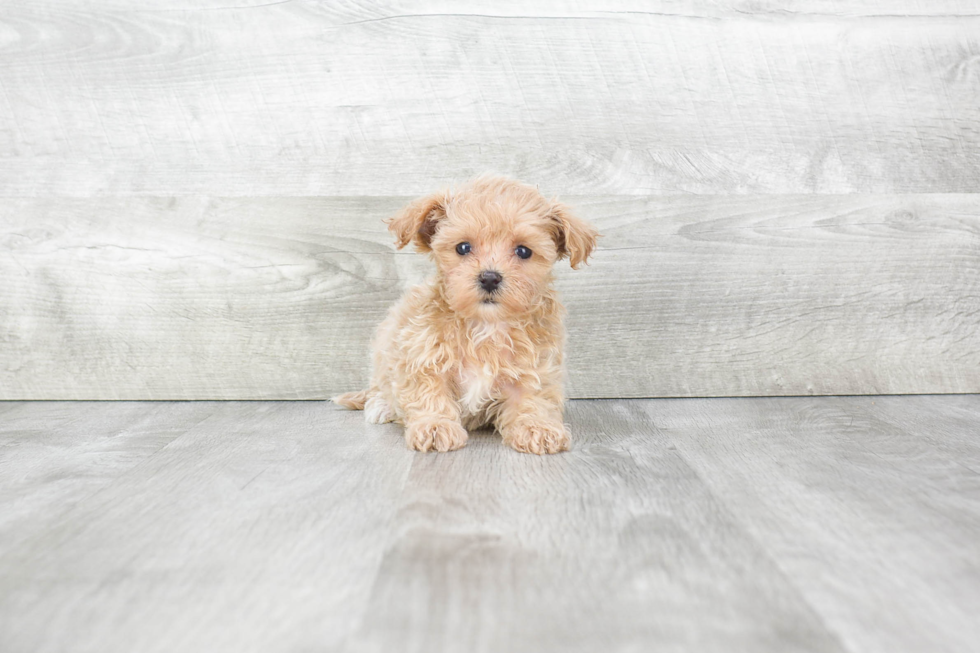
<box><xmin>333</xmin><ymin>176</ymin><xmax>598</xmax><ymax>454</ymax></box>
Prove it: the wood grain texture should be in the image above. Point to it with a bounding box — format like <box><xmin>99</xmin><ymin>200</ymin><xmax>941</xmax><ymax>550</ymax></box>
<box><xmin>2</xmin><ymin>194</ymin><xmax>978</xmax><ymax>399</ymax></box>
<box><xmin>0</xmin><ymin>401</ymin><xmax>215</xmax><ymax>552</ymax></box>
<box><xmin>345</xmin><ymin>400</ymin><xmax>844</xmax><ymax>653</ymax></box>
<box><xmin>0</xmin><ymin>1</ymin><xmax>978</xmax><ymax>195</ymax></box>
<box><xmin>649</xmin><ymin>395</ymin><xmax>980</xmax><ymax>653</ymax></box>
<box><xmin>2</xmin><ymin>397</ymin><xmax>979</xmax><ymax>652</ymax></box>
<box><xmin>0</xmin><ymin>401</ymin><xmax>416</xmax><ymax>653</ymax></box>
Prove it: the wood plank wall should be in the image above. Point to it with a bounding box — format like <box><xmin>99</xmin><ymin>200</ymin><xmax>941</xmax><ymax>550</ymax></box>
<box><xmin>1</xmin><ymin>1</ymin><xmax>978</xmax><ymax>399</ymax></box>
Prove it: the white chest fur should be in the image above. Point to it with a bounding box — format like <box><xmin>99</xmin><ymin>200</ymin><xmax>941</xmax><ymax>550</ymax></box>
<box><xmin>458</xmin><ymin>361</ymin><xmax>496</xmax><ymax>416</ymax></box>
<box><xmin>456</xmin><ymin>320</ymin><xmax>510</xmax><ymax>418</ymax></box>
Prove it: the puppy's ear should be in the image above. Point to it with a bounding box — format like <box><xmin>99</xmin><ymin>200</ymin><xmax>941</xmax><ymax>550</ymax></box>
<box><xmin>385</xmin><ymin>192</ymin><xmax>449</xmax><ymax>252</ymax></box>
<box><xmin>549</xmin><ymin>200</ymin><xmax>599</xmax><ymax>269</ymax></box>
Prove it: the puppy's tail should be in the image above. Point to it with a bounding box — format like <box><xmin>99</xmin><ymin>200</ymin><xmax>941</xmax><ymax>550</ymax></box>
<box><xmin>332</xmin><ymin>389</ymin><xmax>368</xmax><ymax>410</ymax></box>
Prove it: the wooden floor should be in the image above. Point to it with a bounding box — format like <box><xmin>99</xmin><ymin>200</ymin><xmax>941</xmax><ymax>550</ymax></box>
<box><xmin>1</xmin><ymin>396</ymin><xmax>978</xmax><ymax>653</ymax></box>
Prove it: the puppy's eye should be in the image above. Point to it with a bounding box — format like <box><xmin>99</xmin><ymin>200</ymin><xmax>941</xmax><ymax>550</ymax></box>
<box><xmin>456</xmin><ymin>242</ymin><xmax>472</xmax><ymax>256</ymax></box>
<box><xmin>515</xmin><ymin>245</ymin><xmax>532</xmax><ymax>260</ymax></box>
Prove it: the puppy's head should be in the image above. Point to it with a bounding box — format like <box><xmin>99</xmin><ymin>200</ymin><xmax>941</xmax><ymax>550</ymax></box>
<box><xmin>387</xmin><ymin>176</ymin><xmax>599</xmax><ymax>318</ymax></box>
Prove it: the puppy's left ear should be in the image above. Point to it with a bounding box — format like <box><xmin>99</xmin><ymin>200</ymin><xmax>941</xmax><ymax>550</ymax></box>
<box><xmin>385</xmin><ymin>191</ymin><xmax>449</xmax><ymax>252</ymax></box>
<box><xmin>549</xmin><ymin>200</ymin><xmax>599</xmax><ymax>269</ymax></box>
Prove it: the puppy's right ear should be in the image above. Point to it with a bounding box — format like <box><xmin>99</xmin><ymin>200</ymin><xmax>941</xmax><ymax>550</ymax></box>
<box><xmin>385</xmin><ymin>192</ymin><xmax>449</xmax><ymax>252</ymax></box>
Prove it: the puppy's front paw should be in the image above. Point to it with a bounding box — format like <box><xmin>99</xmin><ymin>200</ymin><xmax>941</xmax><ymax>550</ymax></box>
<box><xmin>503</xmin><ymin>420</ymin><xmax>570</xmax><ymax>455</ymax></box>
<box><xmin>404</xmin><ymin>418</ymin><xmax>468</xmax><ymax>453</ymax></box>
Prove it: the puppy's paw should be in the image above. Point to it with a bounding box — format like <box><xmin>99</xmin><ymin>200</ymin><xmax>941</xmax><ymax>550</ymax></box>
<box><xmin>405</xmin><ymin>418</ymin><xmax>468</xmax><ymax>453</ymax></box>
<box><xmin>364</xmin><ymin>396</ymin><xmax>395</xmax><ymax>424</ymax></box>
<box><xmin>503</xmin><ymin>419</ymin><xmax>570</xmax><ymax>455</ymax></box>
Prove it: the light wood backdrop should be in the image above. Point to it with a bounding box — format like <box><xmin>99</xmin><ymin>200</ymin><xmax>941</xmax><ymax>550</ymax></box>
<box><xmin>1</xmin><ymin>1</ymin><xmax>978</xmax><ymax>399</ymax></box>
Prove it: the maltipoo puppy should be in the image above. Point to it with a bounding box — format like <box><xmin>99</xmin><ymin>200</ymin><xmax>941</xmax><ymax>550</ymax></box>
<box><xmin>333</xmin><ymin>176</ymin><xmax>598</xmax><ymax>454</ymax></box>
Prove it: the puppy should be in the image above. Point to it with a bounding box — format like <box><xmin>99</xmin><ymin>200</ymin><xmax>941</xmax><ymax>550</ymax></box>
<box><xmin>333</xmin><ymin>176</ymin><xmax>598</xmax><ymax>454</ymax></box>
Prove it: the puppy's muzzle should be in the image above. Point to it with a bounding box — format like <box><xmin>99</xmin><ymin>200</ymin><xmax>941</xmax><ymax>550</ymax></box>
<box><xmin>478</xmin><ymin>270</ymin><xmax>503</xmax><ymax>293</ymax></box>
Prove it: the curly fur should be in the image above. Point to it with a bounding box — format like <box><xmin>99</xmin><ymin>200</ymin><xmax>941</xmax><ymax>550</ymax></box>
<box><xmin>333</xmin><ymin>176</ymin><xmax>599</xmax><ymax>454</ymax></box>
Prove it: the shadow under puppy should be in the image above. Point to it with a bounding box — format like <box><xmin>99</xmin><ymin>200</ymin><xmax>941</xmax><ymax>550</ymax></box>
<box><xmin>334</xmin><ymin>176</ymin><xmax>598</xmax><ymax>454</ymax></box>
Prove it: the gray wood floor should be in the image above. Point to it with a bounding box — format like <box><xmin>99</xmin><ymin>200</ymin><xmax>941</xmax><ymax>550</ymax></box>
<box><xmin>1</xmin><ymin>396</ymin><xmax>978</xmax><ymax>653</ymax></box>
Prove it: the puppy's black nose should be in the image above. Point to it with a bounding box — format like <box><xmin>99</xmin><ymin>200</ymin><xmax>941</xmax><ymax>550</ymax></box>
<box><xmin>478</xmin><ymin>270</ymin><xmax>503</xmax><ymax>293</ymax></box>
